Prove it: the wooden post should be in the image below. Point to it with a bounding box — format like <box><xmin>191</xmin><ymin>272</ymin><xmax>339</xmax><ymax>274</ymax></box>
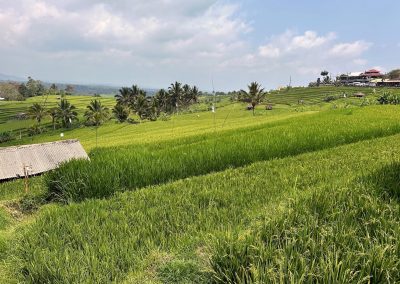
<box><xmin>23</xmin><ymin>165</ymin><xmax>30</xmax><ymax>194</ymax></box>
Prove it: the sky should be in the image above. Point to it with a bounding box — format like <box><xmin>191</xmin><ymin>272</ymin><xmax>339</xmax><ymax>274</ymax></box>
<box><xmin>1</xmin><ymin>0</ymin><xmax>399</xmax><ymax>91</ymax></box>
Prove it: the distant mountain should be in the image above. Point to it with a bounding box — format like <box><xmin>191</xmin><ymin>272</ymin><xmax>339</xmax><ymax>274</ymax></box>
<box><xmin>0</xmin><ymin>73</ymin><xmax>24</xmax><ymax>82</ymax></box>
<box><xmin>0</xmin><ymin>72</ymin><xmax>158</xmax><ymax>95</ymax></box>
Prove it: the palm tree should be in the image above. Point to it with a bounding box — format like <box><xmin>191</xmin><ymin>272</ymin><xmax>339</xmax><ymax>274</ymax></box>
<box><xmin>133</xmin><ymin>94</ymin><xmax>150</xmax><ymax>120</ymax></box>
<box><xmin>28</xmin><ymin>103</ymin><xmax>46</xmax><ymax>124</ymax></box>
<box><xmin>112</xmin><ymin>104</ymin><xmax>129</xmax><ymax>123</ymax></box>
<box><xmin>240</xmin><ymin>82</ymin><xmax>267</xmax><ymax>116</ymax></box>
<box><xmin>84</xmin><ymin>100</ymin><xmax>110</xmax><ymax>147</ymax></box>
<box><xmin>115</xmin><ymin>87</ymin><xmax>132</xmax><ymax>106</ymax></box>
<box><xmin>168</xmin><ymin>81</ymin><xmax>183</xmax><ymax>112</ymax></box>
<box><xmin>155</xmin><ymin>89</ymin><xmax>170</xmax><ymax>113</ymax></box>
<box><xmin>190</xmin><ymin>85</ymin><xmax>199</xmax><ymax>104</ymax></box>
<box><xmin>48</xmin><ymin>107</ymin><xmax>58</xmax><ymax>130</ymax></box>
<box><xmin>55</xmin><ymin>99</ymin><xmax>78</xmax><ymax>128</ymax></box>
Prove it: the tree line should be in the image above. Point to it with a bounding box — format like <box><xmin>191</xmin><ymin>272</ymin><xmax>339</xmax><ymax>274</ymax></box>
<box><xmin>26</xmin><ymin>81</ymin><xmax>201</xmax><ymax>134</ymax></box>
<box><xmin>113</xmin><ymin>82</ymin><xmax>199</xmax><ymax>122</ymax></box>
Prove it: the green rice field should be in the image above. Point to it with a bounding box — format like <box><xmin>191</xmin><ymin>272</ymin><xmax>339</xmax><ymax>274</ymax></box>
<box><xmin>0</xmin><ymin>86</ymin><xmax>400</xmax><ymax>283</ymax></box>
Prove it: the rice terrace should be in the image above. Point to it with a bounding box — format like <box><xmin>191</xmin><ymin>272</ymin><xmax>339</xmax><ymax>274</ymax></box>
<box><xmin>1</xmin><ymin>1</ymin><xmax>400</xmax><ymax>283</ymax></box>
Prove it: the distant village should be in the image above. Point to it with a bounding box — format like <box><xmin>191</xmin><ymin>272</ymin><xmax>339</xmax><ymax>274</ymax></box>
<box><xmin>310</xmin><ymin>68</ymin><xmax>400</xmax><ymax>88</ymax></box>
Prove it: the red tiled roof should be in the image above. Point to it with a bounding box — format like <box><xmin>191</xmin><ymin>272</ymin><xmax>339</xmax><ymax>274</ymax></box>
<box><xmin>365</xmin><ymin>69</ymin><xmax>381</xmax><ymax>74</ymax></box>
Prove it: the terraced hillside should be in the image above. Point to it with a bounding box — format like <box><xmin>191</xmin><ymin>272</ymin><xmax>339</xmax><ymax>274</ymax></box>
<box><xmin>0</xmin><ymin>87</ymin><xmax>400</xmax><ymax>283</ymax></box>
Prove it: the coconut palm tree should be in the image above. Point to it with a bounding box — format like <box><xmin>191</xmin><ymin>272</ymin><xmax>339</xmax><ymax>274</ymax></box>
<box><xmin>168</xmin><ymin>81</ymin><xmax>183</xmax><ymax>112</ymax></box>
<box><xmin>240</xmin><ymin>82</ymin><xmax>267</xmax><ymax>116</ymax></box>
<box><xmin>155</xmin><ymin>89</ymin><xmax>170</xmax><ymax>113</ymax></box>
<box><xmin>55</xmin><ymin>99</ymin><xmax>78</xmax><ymax>128</ymax></box>
<box><xmin>48</xmin><ymin>107</ymin><xmax>58</xmax><ymax>130</ymax></box>
<box><xmin>191</xmin><ymin>86</ymin><xmax>200</xmax><ymax>103</ymax></box>
<box><xmin>115</xmin><ymin>87</ymin><xmax>132</xmax><ymax>106</ymax></box>
<box><xmin>84</xmin><ymin>100</ymin><xmax>110</xmax><ymax>147</ymax></box>
<box><xmin>112</xmin><ymin>104</ymin><xmax>130</xmax><ymax>123</ymax></box>
<box><xmin>28</xmin><ymin>103</ymin><xmax>46</xmax><ymax>124</ymax></box>
<box><xmin>133</xmin><ymin>94</ymin><xmax>150</xmax><ymax>120</ymax></box>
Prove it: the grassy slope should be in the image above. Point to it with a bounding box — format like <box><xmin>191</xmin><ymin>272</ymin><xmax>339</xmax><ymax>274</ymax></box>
<box><xmin>8</xmin><ymin>133</ymin><xmax>400</xmax><ymax>283</ymax></box>
<box><xmin>2</xmin><ymin>86</ymin><xmax>397</xmax><ymax>149</ymax></box>
<box><xmin>46</xmin><ymin>106</ymin><xmax>400</xmax><ymax>201</ymax></box>
<box><xmin>1</xmin><ymin>87</ymin><xmax>400</xmax><ymax>282</ymax></box>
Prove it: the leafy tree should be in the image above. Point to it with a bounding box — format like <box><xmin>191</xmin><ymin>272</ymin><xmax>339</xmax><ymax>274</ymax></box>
<box><xmin>240</xmin><ymin>82</ymin><xmax>267</xmax><ymax>115</ymax></box>
<box><xmin>65</xmin><ymin>85</ymin><xmax>75</xmax><ymax>95</ymax></box>
<box><xmin>19</xmin><ymin>77</ymin><xmax>45</xmax><ymax>97</ymax></box>
<box><xmin>387</xmin><ymin>69</ymin><xmax>400</xmax><ymax>80</ymax></box>
<box><xmin>85</xmin><ymin>100</ymin><xmax>110</xmax><ymax>146</ymax></box>
<box><xmin>55</xmin><ymin>99</ymin><xmax>78</xmax><ymax>128</ymax></box>
<box><xmin>112</xmin><ymin>104</ymin><xmax>130</xmax><ymax>123</ymax></box>
<box><xmin>50</xmin><ymin>83</ymin><xmax>58</xmax><ymax>91</ymax></box>
<box><xmin>28</xmin><ymin>103</ymin><xmax>47</xmax><ymax>124</ymax></box>
<box><xmin>0</xmin><ymin>82</ymin><xmax>23</xmax><ymax>101</ymax></box>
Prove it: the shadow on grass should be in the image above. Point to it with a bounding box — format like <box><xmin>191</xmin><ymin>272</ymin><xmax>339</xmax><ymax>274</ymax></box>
<box><xmin>367</xmin><ymin>162</ymin><xmax>400</xmax><ymax>201</ymax></box>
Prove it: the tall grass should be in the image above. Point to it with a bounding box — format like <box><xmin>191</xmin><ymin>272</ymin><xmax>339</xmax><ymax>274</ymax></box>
<box><xmin>11</xmin><ymin>133</ymin><xmax>400</xmax><ymax>283</ymax></box>
<box><xmin>47</xmin><ymin>106</ymin><xmax>400</xmax><ymax>201</ymax></box>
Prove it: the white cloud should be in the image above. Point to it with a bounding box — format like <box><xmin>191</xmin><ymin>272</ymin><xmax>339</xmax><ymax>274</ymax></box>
<box><xmin>290</xmin><ymin>31</ymin><xmax>336</xmax><ymax>49</ymax></box>
<box><xmin>329</xmin><ymin>41</ymin><xmax>371</xmax><ymax>57</ymax></box>
<box><xmin>0</xmin><ymin>1</ymin><xmax>379</xmax><ymax>90</ymax></box>
<box><xmin>353</xmin><ymin>58</ymin><xmax>368</xmax><ymax>66</ymax></box>
<box><xmin>259</xmin><ymin>44</ymin><xmax>281</xmax><ymax>58</ymax></box>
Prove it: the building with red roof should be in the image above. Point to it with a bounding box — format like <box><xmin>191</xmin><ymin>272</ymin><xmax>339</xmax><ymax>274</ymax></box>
<box><xmin>363</xmin><ymin>69</ymin><xmax>383</xmax><ymax>78</ymax></box>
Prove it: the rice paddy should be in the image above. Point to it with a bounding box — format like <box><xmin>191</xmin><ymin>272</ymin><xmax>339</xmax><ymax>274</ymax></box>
<box><xmin>0</xmin><ymin>86</ymin><xmax>400</xmax><ymax>283</ymax></box>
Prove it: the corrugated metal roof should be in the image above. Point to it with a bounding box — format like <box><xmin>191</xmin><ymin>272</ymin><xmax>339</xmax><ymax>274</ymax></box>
<box><xmin>0</xmin><ymin>139</ymin><xmax>89</xmax><ymax>181</ymax></box>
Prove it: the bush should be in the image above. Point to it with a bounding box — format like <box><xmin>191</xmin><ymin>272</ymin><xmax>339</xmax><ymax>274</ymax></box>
<box><xmin>0</xmin><ymin>131</ymin><xmax>14</xmax><ymax>143</ymax></box>
<box><xmin>323</xmin><ymin>94</ymin><xmax>338</xmax><ymax>102</ymax></box>
<box><xmin>27</xmin><ymin>125</ymin><xmax>46</xmax><ymax>136</ymax></box>
<box><xmin>377</xmin><ymin>92</ymin><xmax>400</xmax><ymax>105</ymax></box>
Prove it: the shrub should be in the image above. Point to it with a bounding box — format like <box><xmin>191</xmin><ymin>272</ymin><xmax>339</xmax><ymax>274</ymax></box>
<box><xmin>323</xmin><ymin>94</ymin><xmax>338</xmax><ymax>102</ymax></box>
<box><xmin>377</xmin><ymin>92</ymin><xmax>400</xmax><ymax>105</ymax></box>
<box><xmin>0</xmin><ymin>131</ymin><xmax>14</xmax><ymax>143</ymax></box>
<box><xmin>27</xmin><ymin>125</ymin><xmax>46</xmax><ymax>136</ymax></box>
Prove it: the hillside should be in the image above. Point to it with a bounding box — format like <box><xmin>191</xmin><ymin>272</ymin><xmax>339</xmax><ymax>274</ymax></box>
<box><xmin>0</xmin><ymin>86</ymin><xmax>400</xmax><ymax>283</ymax></box>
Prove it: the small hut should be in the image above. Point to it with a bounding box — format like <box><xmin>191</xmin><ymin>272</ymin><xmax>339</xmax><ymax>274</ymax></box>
<box><xmin>354</xmin><ymin>92</ymin><xmax>366</xmax><ymax>98</ymax></box>
<box><xmin>0</xmin><ymin>139</ymin><xmax>88</xmax><ymax>181</ymax></box>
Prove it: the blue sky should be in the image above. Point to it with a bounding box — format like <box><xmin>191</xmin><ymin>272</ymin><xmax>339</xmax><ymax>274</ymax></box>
<box><xmin>0</xmin><ymin>0</ymin><xmax>399</xmax><ymax>91</ymax></box>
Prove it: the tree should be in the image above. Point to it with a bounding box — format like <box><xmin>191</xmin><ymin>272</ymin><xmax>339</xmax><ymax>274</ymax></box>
<box><xmin>168</xmin><ymin>81</ymin><xmax>183</xmax><ymax>112</ymax></box>
<box><xmin>55</xmin><ymin>99</ymin><xmax>78</xmax><ymax>128</ymax></box>
<box><xmin>240</xmin><ymin>82</ymin><xmax>267</xmax><ymax>115</ymax></box>
<box><xmin>28</xmin><ymin>103</ymin><xmax>46</xmax><ymax>124</ymax></box>
<box><xmin>65</xmin><ymin>85</ymin><xmax>75</xmax><ymax>95</ymax></box>
<box><xmin>115</xmin><ymin>87</ymin><xmax>132</xmax><ymax>106</ymax></box>
<box><xmin>320</xmin><ymin>70</ymin><xmax>331</xmax><ymax>85</ymax></box>
<box><xmin>48</xmin><ymin>107</ymin><xmax>58</xmax><ymax>130</ymax></box>
<box><xmin>190</xmin><ymin>86</ymin><xmax>200</xmax><ymax>104</ymax></box>
<box><xmin>154</xmin><ymin>89</ymin><xmax>170</xmax><ymax>113</ymax></box>
<box><xmin>19</xmin><ymin>77</ymin><xmax>45</xmax><ymax>97</ymax></box>
<box><xmin>84</xmin><ymin>100</ymin><xmax>110</xmax><ymax>146</ymax></box>
<box><xmin>132</xmin><ymin>93</ymin><xmax>150</xmax><ymax>120</ymax></box>
<box><xmin>387</xmin><ymin>69</ymin><xmax>400</xmax><ymax>80</ymax></box>
<box><xmin>112</xmin><ymin>104</ymin><xmax>130</xmax><ymax>123</ymax></box>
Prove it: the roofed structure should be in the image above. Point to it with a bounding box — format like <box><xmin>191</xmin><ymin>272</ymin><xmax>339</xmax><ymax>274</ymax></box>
<box><xmin>0</xmin><ymin>139</ymin><xmax>88</xmax><ymax>181</ymax></box>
